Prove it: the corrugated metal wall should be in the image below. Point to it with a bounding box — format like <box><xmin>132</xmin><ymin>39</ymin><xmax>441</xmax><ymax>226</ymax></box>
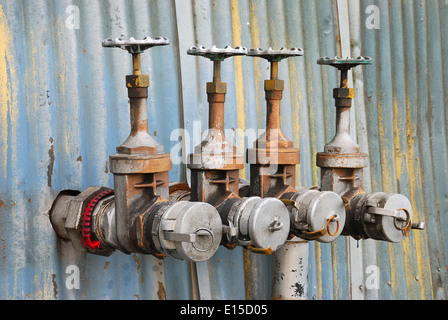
<box><xmin>0</xmin><ymin>0</ymin><xmax>446</xmax><ymax>300</ymax></box>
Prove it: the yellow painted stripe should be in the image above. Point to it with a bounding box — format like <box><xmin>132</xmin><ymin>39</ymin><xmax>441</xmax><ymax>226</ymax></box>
<box><xmin>405</xmin><ymin>94</ymin><xmax>433</xmax><ymax>299</ymax></box>
<box><xmin>392</xmin><ymin>98</ymin><xmax>417</xmax><ymax>299</ymax></box>
<box><xmin>315</xmin><ymin>242</ymin><xmax>323</xmax><ymax>300</ymax></box>
<box><xmin>242</xmin><ymin>249</ymin><xmax>253</xmax><ymax>300</ymax></box>
<box><xmin>378</xmin><ymin>97</ymin><xmax>404</xmax><ymax>298</ymax></box>
<box><xmin>287</xmin><ymin>60</ymin><xmax>303</xmax><ymax>184</ymax></box>
<box><xmin>376</xmin><ymin>105</ymin><xmax>393</xmax><ymax>193</ymax></box>
<box><xmin>230</xmin><ymin>0</ymin><xmax>246</xmax><ymax>180</ymax></box>
<box><xmin>0</xmin><ymin>5</ymin><xmax>14</xmax><ymax>179</ymax></box>
<box><xmin>248</xmin><ymin>3</ymin><xmax>264</xmax><ymax>130</ymax></box>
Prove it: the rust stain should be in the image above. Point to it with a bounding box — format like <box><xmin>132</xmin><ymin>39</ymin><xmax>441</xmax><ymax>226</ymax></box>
<box><xmin>157</xmin><ymin>281</ymin><xmax>167</xmax><ymax>300</ymax></box>
<box><xmin>47</xmin><ymin>139</ymin><xmax>55</xmax><ymax>188</ymax></box>
<box><xmin>51</xmin><ymin>274</ymin><xmax>58</xmax><ymax>300</ymax></box>
<box><xmin>0</xmin><ymin>200</ymin><xmax>6</xmax><ymax>208</ymax></box>
<box><xmin>132</xmin><ymin>253</ymin><xmax>144</xmax><ymax>283</ymax></box>
<box><xmin>103</xmin><ymin>261</ymin><xmax>110</xmax><ymax>270</ymax></box>
<box><xmin>77</xmin><ymin>156</ymin><xmax>82</xmax><ymax>162</ymax></box>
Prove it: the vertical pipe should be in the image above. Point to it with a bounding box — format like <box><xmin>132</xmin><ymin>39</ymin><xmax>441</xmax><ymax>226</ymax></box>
<box><xmin>208</xmin><ymin>61</ymin><xmax>226</xmax><ymax>133</ymax></box>
<box><xmin>272</xmin><ymin>239</ymin><xmax>309</xmax><ymax>300</ymax></box>
<box><xmin>132</xmin><ymin>53</ymin><xmax>142</xmax><ymax>75</ymax></box>
<box><xmin>213</xmin><ymin>60</ymin><xmax>221</xmax><ymax>82</ymax></box>
<box><xmin>129</xmin><ymin>95</ymin><xmax>149</xmax><ymax>136</ymax></box>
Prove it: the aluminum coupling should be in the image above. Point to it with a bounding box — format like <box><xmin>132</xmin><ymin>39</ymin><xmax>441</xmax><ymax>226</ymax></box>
<box><xmin>282</xmin><ymin>187</ymin><xmax>346</xmax><ymax>243</ymax></box>
<box><xmin>144</xmin><ymin>200</ymin><xmax>223</xmax><ymax>262</ymax></box>
<box><xmin>344</xmin><ymin>192</ymin><xmax>424</xmax><ymax>242</ymax></box>
<box><xmin>223</xmin><ymin>197</ymin><xmax>290</xmax><ymax>254</ymax></box>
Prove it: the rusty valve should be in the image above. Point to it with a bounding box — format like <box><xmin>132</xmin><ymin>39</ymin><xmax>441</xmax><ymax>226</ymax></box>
<box><xmin>316</xmin><ymin>56</ymin><xmax>425</xmax><ymax>242</ymax></box>
<box><xmin>245</xmin><ymin>48</ymin><xmax>346</xmax><ymax>243</ymax></box>
<box><xmin>49</xmin><ymin>37</ymin><xmax>223</xmax><ymax>263</ymax></box>
<box><xmin>186</xmin><ymin>46</ymin><xmax>291</xmax><ymax>254</ymax></box>
<box><xmin>246</xmin><ymin>47</ymin><xmax>303</xmax><ymax>185</ymax></box>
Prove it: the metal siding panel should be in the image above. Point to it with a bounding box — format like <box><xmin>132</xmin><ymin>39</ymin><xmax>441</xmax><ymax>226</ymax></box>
<box><xmin>301</xmin><ymin>0</ymin><xmax>327</xmax><ymax>300</ymax></box>
<box><xmin>389</xmin><ymin>0</ymin><xmax>422</xmax><ymax>300</ymax></box>
<box><xmin>349</xmin><ymin>0</ymin><xmax>447</xmax><ymax>300</ymax></box>
<box><xmin>425</xmin><ymin>0</ymin><xmax>448</xmax><ymax>299</ymax></box>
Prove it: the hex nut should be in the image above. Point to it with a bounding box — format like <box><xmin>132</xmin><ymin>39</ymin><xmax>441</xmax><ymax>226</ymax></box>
<box><xmin>64</xmin><ymin>186</ymin><xmax>111</xmax><ymax>253</ymax></box>
<box><xmin>333</xmin><ymin>88</ymin><xmax>354</xmax><ymax>99</ymax></box>
<box><xmin>126</xmin><ymin>75</ymin><xmax>150</xmax><ymax>88</ymax></box>
<box><xmin>264</xmin><ymin>79</ymin><xmax>284</xmax><ymax>91</ymax></box>
<box><xmin>206</xmin><ymin>82</ymin><xmax>227</xmax><ymax>94</ymax></box>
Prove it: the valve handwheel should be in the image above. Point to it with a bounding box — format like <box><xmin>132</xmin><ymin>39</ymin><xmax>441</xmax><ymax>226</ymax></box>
<box><xmin>102</xmin><ymin>36</ymin><xmax>170</xmax><ymax>54</ymax></box>
<box><xmin>80</xmin><ymin>189</ymin><xmax>114</xmax><ymax>250</ymax></box>
<box><xmin>187</xmin><ymin>45</ymin><xmax>247</xmax><ymax>61</ymax></box>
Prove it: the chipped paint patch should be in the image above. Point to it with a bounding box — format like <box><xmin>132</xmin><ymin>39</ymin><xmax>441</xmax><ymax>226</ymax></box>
<box><xmin>132</xmin><ymin>253</ymin><xmax>144</xmax><ymax>283</ymax></box>
<box><xmin>47</xmin><ymin>139</ymin><xmax>55</xmax><ymax>188</ymax></box>
<box><xmin>51</xmin><ymin>274</ymin><xmax>58</xmax><ymax>300</ymax></box>
<box><xmin>157</xmin><ymin>281</ymin><xmax>167</xmax><ymax>300</ymax></box>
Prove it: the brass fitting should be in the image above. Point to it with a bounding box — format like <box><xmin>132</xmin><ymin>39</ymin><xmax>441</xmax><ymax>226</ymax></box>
<box><xmin>265</xmin><ymin>79</ymin><xmax>284</xmax><ymax>91</ymax></box>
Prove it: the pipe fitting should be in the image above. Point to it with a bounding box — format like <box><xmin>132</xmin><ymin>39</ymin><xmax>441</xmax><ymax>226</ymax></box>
<box><xmin>224</xmin><ymin>197</ymin><xmax>290</xmax><ymax>254</ymax></box>
<box><xmin>281</xmin><ymin>188</ymin><xmax>346</xmax><ymax>243</ymax></box>
<box><xmin>345</xmin><ymin>192</ymin><xmax>421</xmax><ymax>242</ymax></box>
<box><xmin>317</xmin><ymin>56</ymin><xmax>425</xmax><ymax>242</ymax></box>
<box><xmin>50</xmin><ymin>187</ymin><xmax>116</xmax><ymax>257</ymax></box>
<box><xmin>145</xmin><ymin>201</ymin><xmax>222</xmax><ymax>262</ymax></box>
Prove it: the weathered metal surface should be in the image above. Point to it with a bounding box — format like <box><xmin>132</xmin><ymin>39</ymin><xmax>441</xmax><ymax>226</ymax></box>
<box><xmin>0</xmin><ymin>0</ymin><xmax>188</xmax><ymax>300</ymax></box>
<box><xmin>347</xmin><ymin>0</ymin><xmax>447</xmax><ymax>300</ymax></box>
<box><xmin>0</xmin><ymin>0</ymin><xmax>446</xmax><ymax>300</ymax></box>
